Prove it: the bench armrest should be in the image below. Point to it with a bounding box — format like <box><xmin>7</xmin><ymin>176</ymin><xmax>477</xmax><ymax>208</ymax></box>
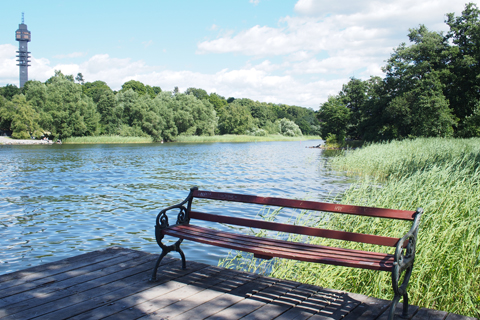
<box><xmin>155</xmin><ymin>187</ymin><xmax>198</xmax><ymax>230</ymax></box>
<box><xmin>392</xmin><ymin>207</ymin><xmax>423</xmax><ymax>295</ymax></box>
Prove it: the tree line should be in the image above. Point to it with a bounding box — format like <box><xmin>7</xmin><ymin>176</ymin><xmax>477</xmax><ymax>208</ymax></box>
<box><xmin>318</xmin><ymin>3</ymin><xmax>480</xmax><ymax>142</ymax></box>
<box><xmin>0</xmin><ymin>73</ymin><xmax>319</xmax><ymax>141</ymax></box>
<box><xmin>2</xmin><ymin>4</ymin><xmax>479</xmax><ymax>143</ymax></box>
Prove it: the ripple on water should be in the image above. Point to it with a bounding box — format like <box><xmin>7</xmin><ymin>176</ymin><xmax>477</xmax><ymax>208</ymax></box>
<box><xmin>0</xmin><ymin>140</ymin><xmax>356</xmax><ymax>275</ymax></box>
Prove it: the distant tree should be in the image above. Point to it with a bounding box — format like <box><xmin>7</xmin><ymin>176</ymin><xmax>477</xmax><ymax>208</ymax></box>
<box><xmin>1</xmin><ymin>84</ymin><xmax>21</xmax><ymax>100</ymax></box>
<box><xmin>276</xmin><ymin>118</ymin><xmax>302</xmax><ymax>137</ymax></box>
<box><xmin>75</xmin><ymin>73</ymin><xmax>85</xmax><ymax>85</ymax></box>
<box><xmin>317</xmin><ymin>96</ymin><xmax>351</xmax><ymax>142</ymax></box>
<box><xmin>146</xmin><ymin>85</ymin><xmax>162</xmax><ymax>99</ymax></box>
<box><xmin>83</xmin><ymin>81</ymin><xmax>113</xmax><ymax>103</ymax></box>
<box><xmin>9</xmin><ymin>95</ymin><xmax>43</xmax><ymax>139</ymax></box>
<box><xmin>185</xmin><ymin>87</ymin><xmax>208</xmax><ymax>100</ymax></box>
<box><xmin>218</xmin><ymin>102</ymin><xmax>254</xmax><ymax>134</ymax></box>
<box><xmin>121</xmin><ymin>80</ymin><xmax>147</xmax><ymax>96</ymax></box>
<box><xmin>173</xmin><ymin>86</ymin><xmax>179</xmax><ymax>95</ymax></box>
<box><xmin>208</xmin><ymin>93</ymin><xmax>228</xmax><ymax>113</ymax></box>
<box><xmin>445</xmin><ymin>3</ymin><xmax>480</xmax><ymax>134</ymax></box>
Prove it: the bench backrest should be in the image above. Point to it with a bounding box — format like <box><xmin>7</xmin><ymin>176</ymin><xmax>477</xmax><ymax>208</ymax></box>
<box><xmin>189</xmin><ymin>189</ymin><xmax>418</xmax><ymax>248</ymax></box>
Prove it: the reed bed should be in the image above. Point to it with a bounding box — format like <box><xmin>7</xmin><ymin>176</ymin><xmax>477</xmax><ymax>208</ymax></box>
<box><xmin>173</xmin><ymin>134</ymin><xmax>321</xmax><ymax>143</ymax></box>
<box><xmin>220</xmin><ymin>137</ymin><xmax>480</xmax><ymax>317</ymax></box>
<box><xmin>63</xmin><ymin>135</ymin><xmax>154</xmax><ymax>144</ymax></box>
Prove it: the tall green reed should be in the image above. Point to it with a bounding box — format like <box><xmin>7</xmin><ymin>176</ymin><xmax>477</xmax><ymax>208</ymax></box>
<box><xmin>220</xmin><ymin>137</ymin><xmax>480</xmax><ymax>317</ymax></box>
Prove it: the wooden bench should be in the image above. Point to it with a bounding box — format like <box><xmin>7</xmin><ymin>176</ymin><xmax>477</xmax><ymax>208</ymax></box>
<box><xmin>151</xmin><ymin>187</ymin><xmax>423</xmax><ymax>320</ymax></box>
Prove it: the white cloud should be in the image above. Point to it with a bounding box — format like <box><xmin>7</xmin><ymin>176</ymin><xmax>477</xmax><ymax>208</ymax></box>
<box><xmin>0</xmin><ymin>44</ymin><xmax>18</xmax><ymax>85</ymax></box>
<box><xmin>250</xmin><ymin>0</ymin><xmax>260</xmax><ymax>6</ymax></box>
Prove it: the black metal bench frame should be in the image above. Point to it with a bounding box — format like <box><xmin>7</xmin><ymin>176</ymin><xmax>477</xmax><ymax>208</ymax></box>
<box><xmin>151</xmin><ymin>187</ymin><xmax>422</xmax><ymax>320</ymax></box>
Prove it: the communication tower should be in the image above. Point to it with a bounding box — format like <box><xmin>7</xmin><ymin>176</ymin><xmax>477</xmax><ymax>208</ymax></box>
<box><xmin>15</xmin><ymin>13</ymin><xmax>31</xmax><ymax>88</ymax></box>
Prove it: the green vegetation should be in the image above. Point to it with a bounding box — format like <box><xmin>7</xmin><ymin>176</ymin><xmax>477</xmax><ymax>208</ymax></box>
<box><xmin>173</xmin><ymin>134</ymin><xmax>321</xmax><ymax>143</ymax></box>
<box><xmin>221</xmin><ymin>137</ymin><xmax>480</xmax><ymax>317</ymax></box>
<box><xmin>319</xmin><ymin>4</ymin><xmax>480</xmax><ymax>144</ymax></box>
<box><xmin>63</xmin><ymin>135</ymin><xmax>153</xmax><ymax>144</ymax></box>
<box><xmin>0</xmin><ymin>72</ymin><xmax>320</xmax><ymax>143</ymax></box>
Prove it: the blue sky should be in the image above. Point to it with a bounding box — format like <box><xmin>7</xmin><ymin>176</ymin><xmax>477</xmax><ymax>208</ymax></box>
<box><xmin>0</xmin><ymin>0</ymin><xmax>476</xmax><ymax>109</ymax></box>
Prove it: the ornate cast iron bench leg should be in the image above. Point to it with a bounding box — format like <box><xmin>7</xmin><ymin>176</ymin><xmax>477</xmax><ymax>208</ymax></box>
<box><xmin>150</xmin><ymin>238</ymin><xmax>186</xmax><ymax>281</ymax></box>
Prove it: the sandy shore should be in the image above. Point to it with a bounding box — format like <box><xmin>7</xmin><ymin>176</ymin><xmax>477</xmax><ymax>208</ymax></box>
<box><xmin>0</xmin><ymin>136</ymin><xmax>53</xmax><ymax>145</ymax></box>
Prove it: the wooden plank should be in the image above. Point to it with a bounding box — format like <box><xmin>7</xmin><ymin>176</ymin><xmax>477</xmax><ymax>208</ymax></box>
<box><xmin>193</xmin><ymin>190</ymin><xmax>416</xmax><ymax>220</ymax></box>
<box><xmin>445</xmin><ymin>313</ymin><xmax>479</xmax><ymax>320</ymax></box>
<box><xmin>190</xmin><ymin>211</ymin><xmax>401</xmax><ymax>247</ymax></box>
<box><xmin>411</xmin><ymin>308</ymin><xmax>448</xmax><ymax>320</ymax></box>
<box><xmin>0</xmin><ymin>252</ymin><xmax>155</xmax><ymax>308</ymax></box>
<box><xmin>241</xmin><ymin>284</ymin><xmax>319</xmax><ymax>320</ymax></box>
<box><xmin>376</xmin><ymin>302</ymin><xmax>419</xmax><ymax>320</ymax></box>
<box><xmin>0</xmin><ymin>246</ymin><xmax>132</xmax><ymax>289</ymax></box>
<box><xmin>66</xmin><ymin>263</ymin><xmax>219</xmax><ymax>320</ymax></box>
<box><xmin>341</xmin><ymin>296</ymin><xmax>391</xmax><ymax>320</ymax></box>
<box><xmin>103</xmin><ymin>266</ymin><xmax>235</xmax><ymax>320</ymax></box>
<box><xmin>32</xmin><ymin>260</ymin><xmax>210</xmax><ymax>320</ymax></box>
<box><xmin>274</xmin><ymin>287</ymin><xmax>336</xmax><ymax>320</ymax></box>
<box><xmin>168</xmin><ymin>225</ymin><xmax>395</xmax><ymax>261</ymax></box>
<box><xmin>130</xmin><ymin>269</ymin><xmax>255</xmax><ymax>320</ymax></box>
<box><xmin>207</xmin><ymin>280</ymin><xmax>300</xmax><ymax>319</ymax></box>
<box><xmin>165</xmin><ymin>226</ymin><xmax>394</xmax><ymax>271</ymax></box>
<box><xmin>169</xmin><ymin>274</ymin><xmax>273</xmax><ymax>320</ymax></box>
<box><xmin>308</xmin><ymin>291</ymin><xmax>367</xmax><ymax>320</ymax></box>
<box><xmin>0</xmin><ymin>252</ymin><xmax>160</xmax><ymax>319</ymax></box>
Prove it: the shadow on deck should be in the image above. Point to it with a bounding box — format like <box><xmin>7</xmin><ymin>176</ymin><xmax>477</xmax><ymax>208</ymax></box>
<box><xmin>0</xmin><ymin>247</ymin><xmax>476</xmax><ymax>320</ymax></box>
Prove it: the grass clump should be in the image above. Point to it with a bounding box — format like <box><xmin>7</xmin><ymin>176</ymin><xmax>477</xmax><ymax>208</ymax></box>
<box><xmin>220</xmin><ymin>137</ymin><xmax>480</xmax><ymax>317</ymax></box>
<box><xmin>63</xmin><ymin>135</ymin><xmax>154</xmax><ymax>144</ymax></box>
<box><xmin>173</xmin><ymin>134</ymin><xmax>321</xmax><ymax>143</ymax></box>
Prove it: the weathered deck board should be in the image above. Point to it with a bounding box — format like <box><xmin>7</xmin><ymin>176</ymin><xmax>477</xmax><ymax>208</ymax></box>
<box><xmin>0</xmin><ymin>247</ymin><xmax>476</xmax><ymax>320</ymax></box>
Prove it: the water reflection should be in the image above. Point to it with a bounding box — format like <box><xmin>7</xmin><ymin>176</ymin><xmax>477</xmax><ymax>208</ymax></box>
<box><xmin>0</xmin><ymin>140</ymin><xmax>356</xmax><ymax>274</ymax></box>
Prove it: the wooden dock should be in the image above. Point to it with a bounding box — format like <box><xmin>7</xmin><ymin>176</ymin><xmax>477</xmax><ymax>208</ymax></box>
<box><xmin>0</xmin><ymin>247</ymin><xmax>476</xmax><ymax>320</ymax></box>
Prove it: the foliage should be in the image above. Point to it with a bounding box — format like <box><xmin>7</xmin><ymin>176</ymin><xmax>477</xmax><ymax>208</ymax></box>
<box><xmin>220</xmin><ymin>137</ymin><xmax>480</xmax><ymax>317</ymax></box>
<box><xmin>275</xmin><ymin>118</ymin><xmax>302</xmax><ymax>137</ymax></box>
<box><xmin>1</xmin><ymin>71</ymin><xmax>319</xmax><ymax>142</ymax></box>
<box><xmin>319</xmin><ymin>4</ymin><xmax>480</xmax><ymax>141</ymax></box>
<box><xmin>8</xmin><ymin>95</ymin><xmax>43</xmax><ymax>139</ymax></box>
<box><xmin>0</xmin><ymin>84</ymin><xmax>21</xmax><ymax>100</ymax></box>
<box><xmin>317</xmin><ymin>96</ymin><xmax>350</xmax><ymax>142</ymax></box>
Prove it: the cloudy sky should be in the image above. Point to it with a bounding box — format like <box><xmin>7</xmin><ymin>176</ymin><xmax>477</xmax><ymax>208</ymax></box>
<box><xmin>0</xmin><ymin>0</ymin><xmax>475</xmax><ymax>109</ymax></box>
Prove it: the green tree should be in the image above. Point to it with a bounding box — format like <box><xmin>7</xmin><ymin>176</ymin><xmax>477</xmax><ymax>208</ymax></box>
<box><xmin>445</xmin><ymin>3</ymin><xmax>480</xmax><ymax>134</ymax></box>
<box><xmin>317</xmin><ymin>96</ymin><xmax>351</xmax><ymax>142</ymax></box>
<box><xmin>83</xmin><ymin>81</ymin><xmax>113</xmax><ymax>103</ymax></box>
<box><xmin>276</xmin><ymin>118</ymin><xmax>302</xmax><ymax>137</ymax></box>
<box><xmin>120</xmin><ymin>80</ymin><xmax>147</xmax><ymax>96</ymax></box>
<box><xmin>185</xmin><ymin>87</ymin><xmax>208</xmax><ymax>100</ymax></box>
<box><xmin>75</xmin><ymin>73</ymin><xmax>85</xmax><ymax>85</ymax></box>
<box><xmin>1</xmin><ymin>84</ymin><xmax>21</xmax><ymax>100</ymax></box>
<box><xmin>9</xmin><ymin>95</ymin><xmax>42</xmax><ymax>139</ymax></box>
<box><xmin>41</xmin><ymin>72</ymin><xmax>100</xmax><ymax>138</ymax></box>
<box><xmin>218</xmin><ymin>102</ymin><xmax>254</xmax><ymax>134</ymax></box>
<box><xmin>0</xmin><ymin>95</ymin><xmax>14</xmax><ymax>131</ymax></box>
<box><xmin>208</xmin><ymin>93</ymin><xmax>228</xmax><ymax>113</ymax></box>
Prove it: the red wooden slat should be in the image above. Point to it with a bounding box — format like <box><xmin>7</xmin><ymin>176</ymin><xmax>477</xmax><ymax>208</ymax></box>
<box><xmin>164</xmin><ymin>229</ymin><xmax>393</xmax><ymax>271</ymax></box>
<box><xmin>190</xmin><ymin>211</ymin><xmax>400</xmax><ymax>247</ymax></box>
<box><xmin>163</xmin><ymin>226</ymin><xmax>393</xmax><ymax>271</ymax></box>
<box><xmin>167</xmin><ymin>225</ymin><xmax>394</xmax><ymax>262</ymax></box>
<box><xmin>192</xmin><ymin>190</ymin><xmax>416</xmax><ymax>220</ymax></box>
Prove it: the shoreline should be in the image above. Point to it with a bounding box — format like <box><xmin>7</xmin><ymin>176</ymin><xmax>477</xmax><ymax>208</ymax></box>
<box><xmin>0</xmin><ymin>136</ymin><xmax>53</xmax><ymax>145</ymax></box>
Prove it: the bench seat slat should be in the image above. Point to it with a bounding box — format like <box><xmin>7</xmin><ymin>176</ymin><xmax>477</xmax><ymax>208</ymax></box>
<box><xmin>163</xmin><ymin>225</ymin><xmax>394</xmax><ymax>271</ymax></box>
<box><xmin>190</xmin><ymin>211</ymin><xmax>401</xmax><ymax>247</ymax></box>
<box><xmin>169</xmin><ymin>225</ymin><xmax>393</xmax><ymax>260</ymax></box>
<box><xmin>193</xmin><ymin>190</ymin><xmax>416</xmax><ymax>221</ymax></box>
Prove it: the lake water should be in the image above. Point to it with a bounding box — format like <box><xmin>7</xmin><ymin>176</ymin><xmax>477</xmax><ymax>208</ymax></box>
<box><xmin>0</xmin><ymin>140</ymin><xmax>355</xmax><ymax>275</ymax></box>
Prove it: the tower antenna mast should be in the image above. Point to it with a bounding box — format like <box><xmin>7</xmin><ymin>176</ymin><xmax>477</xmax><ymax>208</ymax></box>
<box><xmin>15</xmin><ymin>13</ymin><xmax>31</xmax><ymax>88</ymax></box>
